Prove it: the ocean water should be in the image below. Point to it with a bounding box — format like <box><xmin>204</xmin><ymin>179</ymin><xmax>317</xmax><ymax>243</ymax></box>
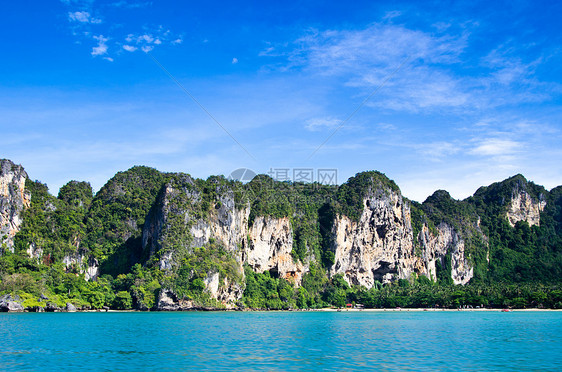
<box><xmin>1</xmin><ymin>311</ymin><xmax>561</xmax><ymax>371</ymax></box>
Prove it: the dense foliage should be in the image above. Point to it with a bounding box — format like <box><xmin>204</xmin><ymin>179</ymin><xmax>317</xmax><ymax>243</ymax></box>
<box><xmin>83</xmin><ymin>166</ymin><xmax>169</xmax><ymax>274</ymax></box>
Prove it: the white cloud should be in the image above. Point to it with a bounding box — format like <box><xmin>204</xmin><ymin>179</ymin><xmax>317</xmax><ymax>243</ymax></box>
<box><xmin>68</xmin><ymin>11</ymin><xmax>101</xmax><ymax>24</ymax></box>
<box><xmin>120</xmin><ymin>30</ymin><xmax>181</xmax><ymax>54</ymax></box>
<box><xmin>261</xmin><ymin>23</ymin><xmax>472</xmax><ymax>113</ymax></box>
<box><xmin>232</xmin><ymin>57</ymin><xmax>238</xmax><ymax>64</ymax></box>
<box><xmin>123</xmin><ymin>45</ymin><xmax>137</xmax><ymax>52</ymax></box>
<box><xmin>62</xmin><ymin>2</ymin><xmax>180</xmax><ymax>60</ymax></box>
<box><xmin>470</xmin><ymin>138</ymin><xmax>520</xmax><ymax>156</ymax></box>
<box><xmin>286</xmin><ymin>24</ymin><xmax>466</xmax><ymax>74</ymax></box>
<box><xmin>141</xmin><ymin>34</ymin><xmax>154</xmax><ymax>43</ymax></box>
<box><xmin>91</xmin><ymin>35</ymin><xmax>109</xmax><ymax>56</ymax></box>
<box><xmin>261</xmin><ymin>22</ymin><xmax>557</xmax><ymax>114</ymax></box>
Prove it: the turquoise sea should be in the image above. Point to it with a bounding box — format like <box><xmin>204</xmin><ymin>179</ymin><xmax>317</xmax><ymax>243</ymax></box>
<box><xmin>1</xmin><ymin>311</ymin><xmax>561</xmax><ymax>371</ymax></box>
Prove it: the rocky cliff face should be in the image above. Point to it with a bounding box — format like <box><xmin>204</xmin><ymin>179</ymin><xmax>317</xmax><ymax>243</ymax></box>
<box><xmin>417</xmin><ymin>222</ymin><xmax>473</xmax><ymax>285</ymax></box>
<box><xmin>62</xmin><ymin>253</ymin><xmax>100</xmax><ymax>281</ymax></box>
<box><xmin>506</xmin><ymin>189</ymin><xmax>546</xmax><ymax>227</ymax></box>
<box><xmin>245</xmin><ymin>216</ymin><xmax>306</xmax><ymax>285</ymax></box>
<box><xmin>144</xmin><ymin>172</ymin><xmax>481</xmax><ymax>306</ymax></box>
<box><xmin>143</xmin><ymin>176</ymin><xmax>308</xmax><ymax>307</ymax></box>
<box><xmin>330</xmin><ymin>188</ymin><xmax>417</xmax><ymax>286</ymax></box>
<box><xmin>0</xmin><ymin>159</ymin><xmax>30</xmax><ymax>252</ymax></box>
<box><xmin>142</xmin><ymin>175</ymin><xmax>249</xmax><ymax>269</ymax></box>
<box><xmin>329</xmin><ymin>186</ymin><xmax>474</xmax><ymax>287</ymax></box>
<box><xmin>189</xmin><ymin>192</ymin><xmax>250</xmax><ymax>262</ymax></box>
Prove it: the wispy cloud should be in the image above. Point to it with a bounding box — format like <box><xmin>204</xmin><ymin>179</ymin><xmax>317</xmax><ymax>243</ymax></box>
<box><xmin>68</xmin><ymin>11</ymin><xmax>101</xmax><ymax>24</ymax></box>
<box><xmin>91</xmin><ymin>35</ymin><xmax>109</xmax><ymax>56</ymax></box>
<box><xmin>416</xmin><ymin>141</ymin><xmax>461</xmax><ymax>161</ymax></box>
<box><xmin>305</xmin><ymin>117</ymin><xmax>341</xmax><ymax>131</ymax></box>
<box><xmin>469</xmin><ymin>138</ymin><xmax>521</xmax><ymax>156</ymax></box>
<box><xmin>122</xmin><ymin>45</ymin><xmax>137</xmax><ymax>52</ymax></box>
<box><xmin>282</xmin><ymin>24</ymin><xmax>466</xmax><ymax>73</ymax></box>
<box><xmin>261</xmin><ymin>21</ymin><xmax>558</xmax><ymax>114</ymax></box>
<box><xmin>260</xmin><ymin>23</ymin><xmax>472</xmax><ymax>113</ymax></box>
<box><xmin>121</xmin><ymin>28</ymin><xmax>181</xmax><ymax>53</ymax></box>
<box><xmin>61</xmin><ymin>2</ymin><xmax>181</xmax><ymax>59</ymax></box>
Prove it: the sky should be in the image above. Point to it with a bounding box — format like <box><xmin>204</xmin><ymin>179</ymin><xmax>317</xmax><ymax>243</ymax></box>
<box><xmin>1</xmin><ymin>0</ymin><xmax>562</xmax><ymax>202</ymax></box>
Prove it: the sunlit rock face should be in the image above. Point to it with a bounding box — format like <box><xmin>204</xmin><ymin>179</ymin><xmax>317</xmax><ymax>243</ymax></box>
<box><xmin>330</xmin><ymin>186</ymin><xmax>474</xmax><ymax>287</ymax></box>
<box><xmin>506</xmin><ymin>190</ymin><xmax>546</xmax><ymax>227</ymax></box>
<box><xmin>245</xmin><ymin>216</ymin><xmax>306</xmax><ymax>285</ymax></box>
<box><xmin>417</xmin><ymin>222</ymin><xmax>473</xmax><ymax>285</ymax></box>
<box><xmin>0</xmin><ymin>159</ymin><xmax>30</xmax><ymax>253</ymax></box>
<box><xmin>330</xmin><ymin>188</ymin><xmax>417</xmax><ymax>286</ymax></box>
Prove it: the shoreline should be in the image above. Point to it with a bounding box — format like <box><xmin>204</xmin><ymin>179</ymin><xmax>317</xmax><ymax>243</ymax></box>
<box><xmin>314</xmin><ymin>307</ymin><xmax>562</xmax><ymax>312</ymax></box>
<box><xmin>6</xmin><ymin>307</ymin><xmax>562</xmax><ymax>313</ymax></box>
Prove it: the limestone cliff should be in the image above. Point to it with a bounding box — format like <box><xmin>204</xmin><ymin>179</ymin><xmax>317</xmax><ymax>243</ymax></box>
<box><xmin>330</xmin><ymin>188</ymin><xmax>417</xmax><ymax>286</ymax></box>
<box><xmin>0</xmin><ymin>159</ymin><xmax>30</xmax><ymax>252</ymax></box>
<box><xmin>142</xmin><ymin>174</ymin><xmax>249</xmax><ymax>270</ymax></box>
<box><xmin>417</xmin><ymin>222</ymin><xmax>473</xmax><ymax>285</ymax></box>
<box><xmin>506</xmin><ymin>189</ymin><xmax>546</xmax><ymax>227</ymax></box>
<box><xmin>245</xmin><ymin>216</ymin><xmax>306</xmax><ymax>285</ymax></box>
<box><xmin>143</xmin><ymin>175</ymin><xmax>307</xmax><ymax>307</ymax></box>
<box><xmin>62</xmin><ymin>253</ymin><xmax>100</xmax><ymax>281</ymax></box>
<box><xmin>329</xmin><ymin>183</ymin><xmax>474</xmax><ymax>287</ymax></box>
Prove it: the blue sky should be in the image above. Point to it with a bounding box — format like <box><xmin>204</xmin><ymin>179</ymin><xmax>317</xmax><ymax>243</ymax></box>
<box><xmin>1</xmin><ymin>0</ymin><xmax>561</xmax><ymax>202</ymax></box>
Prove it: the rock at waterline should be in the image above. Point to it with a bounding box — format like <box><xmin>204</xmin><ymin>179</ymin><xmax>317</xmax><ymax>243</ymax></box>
<box><xmin>0</xmin><ymin>294</ymin><xmax>24</xmax><ymax>312</ymax></box>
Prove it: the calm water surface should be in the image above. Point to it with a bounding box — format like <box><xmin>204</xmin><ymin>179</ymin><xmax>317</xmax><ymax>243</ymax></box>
<box><xmin>1</xmin><ymin>311</ymin><xmax>561</xmax><ymax>371</ymax></box>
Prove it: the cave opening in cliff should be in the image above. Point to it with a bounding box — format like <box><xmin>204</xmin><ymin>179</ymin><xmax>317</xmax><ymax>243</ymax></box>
<box><xmin>269</xmin><ymin>267</ymin><xmax>279</xmax><ymax>278</ymax></box>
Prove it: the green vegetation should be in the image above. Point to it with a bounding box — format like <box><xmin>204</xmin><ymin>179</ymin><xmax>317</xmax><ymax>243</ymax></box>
<box><xmin>1</xmin><ymin>167</ymin><xmax>561</xmax><ymax>311</ymax></box>
<box><xmin>467</xmin><ymin>175</ymin><xmax>561</xmax><ymax>283</ymax></box>
<box><xmin>13</xmin><ymin>180</ymin><xmax>89</xmax><ymax>263</ymax></box>
<box><xmin>335</xmin><ymin>171</ymin><xmax>399</xmax><ymax>221</ymax></box>
<box><xmin>83</xmin><ymin>166</ymin><xmax>169</xmax><ymax>274</ymax></box>
<box><xmin>163</xmin><ymin>240</ymin><xmax>243</xmax><ymax>305</ymax></box>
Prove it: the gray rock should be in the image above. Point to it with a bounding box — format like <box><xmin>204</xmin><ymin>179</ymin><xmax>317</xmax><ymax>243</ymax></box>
<box><xmin>65</xmin><ymin>302</ymin><xmax>77</xmax><ymax>312</ymax></box>
<box><xmin>157</xmin><ymin>289</ymin><xmax>179</xmax><ymax>311</ymax></box>
<box><xmin>45</xmin><ymin>302</ymin><xmax>60</xmax><ymax>312</ymax></box>
<box><xmin>0</xmin><ymin>294</ymin><xmax>24</xmax><ymax>312</ymax></box>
